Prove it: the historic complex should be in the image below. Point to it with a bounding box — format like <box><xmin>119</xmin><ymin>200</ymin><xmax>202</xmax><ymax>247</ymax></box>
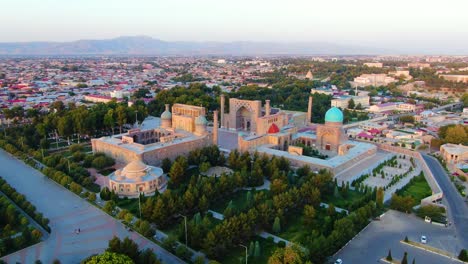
<box><xmin>91</xmin><ymin>103</ymin><xmax>218</xmax><ymax>166</ymax></box>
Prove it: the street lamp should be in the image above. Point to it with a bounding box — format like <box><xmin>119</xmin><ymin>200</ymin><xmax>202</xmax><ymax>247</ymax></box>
<box><xmin>239</xmin><ymin>244</ymin><xmax>248</xmax><ymax>264</ymax></box>
<box><xmin>178</xmin><ymin>214</ymin><xmax>188</xmax><ymax>247</ymax></box>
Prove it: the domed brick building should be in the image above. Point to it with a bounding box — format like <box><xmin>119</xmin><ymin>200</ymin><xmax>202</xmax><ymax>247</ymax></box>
<box><xmin>109</xmin><ymin>160</ymin><xmax>167</xmax><ymax>197</ymax></box>
<box><xmin>316</xmin><ymin>107</ymin><xmax>347</xmax><ymax>152</ymax></box>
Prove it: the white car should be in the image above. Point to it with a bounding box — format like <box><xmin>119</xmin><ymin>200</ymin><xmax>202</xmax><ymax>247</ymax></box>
<box><xmin>334</xmin><ymin>259</ymin><xmax>343</xmax><ymax>264</ymax></box>
<box><xmin>421</xmin><ymin>235</ymin><xmax>427</xmax><ymax>244</ymax></box>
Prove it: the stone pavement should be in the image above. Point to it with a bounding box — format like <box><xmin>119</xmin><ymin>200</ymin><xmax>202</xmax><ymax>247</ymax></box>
<box><xmin>0</xmin><ymin>150</ymin><xmax>184</xmax><ymax>264</ymax></box>
<box><xmin>335</xmin><ymin>150</ymin><xmax>392</xmax><ymax>184</ymax></box>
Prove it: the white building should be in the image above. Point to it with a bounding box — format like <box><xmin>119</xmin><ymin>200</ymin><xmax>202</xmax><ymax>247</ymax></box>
<box><xmin>353</xmin><ymin>74</ymin><xmax>396</xmax><ymax>87</ymax></box>
<box><xmin>363</xmin><ymin>62</ymin><xmax>383</xmax><ymax>68</ymax></box>
<box><xmin>331</xmin><ymin>95</ymin><xmax>370</xmax><ymax>109</ymax></box>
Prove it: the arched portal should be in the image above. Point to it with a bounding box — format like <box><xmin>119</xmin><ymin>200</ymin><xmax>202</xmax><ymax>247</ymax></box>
<box><xmin>236</xmin><ymin>106</ymin><xmax>252</xmax><ymax>131</ymax></box>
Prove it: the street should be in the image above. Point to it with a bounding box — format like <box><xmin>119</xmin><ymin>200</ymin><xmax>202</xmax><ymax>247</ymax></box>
<box><xmin>422</xmin><ymin>154</ymin><xmax>468</xmax><ymax>248</ymax></box>
<box><xmin>0</xmin><ymin>150</ymin><xmax>184</xmax><ymax>264</ymax></box>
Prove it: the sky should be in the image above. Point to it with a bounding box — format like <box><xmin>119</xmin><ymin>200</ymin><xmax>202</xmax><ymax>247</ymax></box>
<box><xmin>1</xmin><ymin>0</ymin><xmax>468</xmax><ymax>53</ymax></box>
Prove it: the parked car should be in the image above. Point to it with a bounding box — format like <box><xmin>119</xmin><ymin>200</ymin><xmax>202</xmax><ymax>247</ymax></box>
<box><xmin>421</xmin><ymin>235</ymin><xmax>427</xmax><ymax>244</ymax></box>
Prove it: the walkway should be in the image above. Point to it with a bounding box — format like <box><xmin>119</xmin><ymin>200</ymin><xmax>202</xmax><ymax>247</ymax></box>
<box><xmin>258</xmin><ymin>231</ymin><xmax>292</xmax><ymax>246</ymax></box>
<box><xmin>208</xmin><ymin>210</ymin><xmax>225</xmax><ymax>220</ymax></box>
<box><xmin>0</xmin><ymin>150</ymin><xmax>184</xmax><ymax>264</ymax></box>
<box><xmin>242</xmin><ymin>179</ymin><xmax>271</xmax><ymax>191</ymax></box>
<box><xmin>320</xmin><ymin>202</ymin><xmax>349</xmax><ymax>214</ymax></box>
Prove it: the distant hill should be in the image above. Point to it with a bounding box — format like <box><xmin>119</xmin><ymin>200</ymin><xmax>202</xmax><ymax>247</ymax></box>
<box><xmin>0</xmin><ymin>36</ymin><xmax>393</xmax><ymax>56</ymax></box>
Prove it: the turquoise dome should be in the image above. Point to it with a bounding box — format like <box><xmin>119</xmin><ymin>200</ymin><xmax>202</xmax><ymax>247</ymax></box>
<box><xmin>195</xmin><ymin>115</ymin><xmax>208</xmax><ymax>125</ymax></box>
<box><xmin>325</xmin><ymin>107</ymin><xmax>344</xmax><ymax>123</ymax></box>
<box><xmin>161</xmin><ymin>110</ymin><xmax>172</xmax><ymax>120</ymax></box>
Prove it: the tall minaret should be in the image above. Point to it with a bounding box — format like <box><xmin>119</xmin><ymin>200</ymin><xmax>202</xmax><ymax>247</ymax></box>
<box><xmin>265</xmin><ymin>100</ymin><xmax>271</xmax><ymax>116</ymax></box>
<box><xmin>213</xmin><ymin>110</ymin><xmax>219</xmax><ymax>145</ymax></box>
<box><xmin>307</xmin><ymin>95</ymin><xmax>313</xmax><ymax>125</ymax></box>
<box><xmin>220</xmin><ymin>94</ymin><xmax>225</xmax><ymax>128</ymax></box>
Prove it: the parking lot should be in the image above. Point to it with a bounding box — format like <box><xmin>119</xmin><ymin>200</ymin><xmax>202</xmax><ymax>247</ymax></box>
<box><xmin>333</xmin><ymin>210</ymin><xmax>464</xmax><ymax>263</ymax></box>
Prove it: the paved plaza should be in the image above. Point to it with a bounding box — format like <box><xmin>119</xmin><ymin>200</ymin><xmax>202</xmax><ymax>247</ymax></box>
<box><xmin>333</xmin><ymin>210</ymin><xmax>464</xmax><ymax>264</ymax></box>
<box><xmin>0</xmin><ymin>150</ymin><xmax>184</xmax><ymax>264</ymax></box>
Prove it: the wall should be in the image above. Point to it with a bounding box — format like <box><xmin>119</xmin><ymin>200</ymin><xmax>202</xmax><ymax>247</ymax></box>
<box><xmin>378</xmin><ymin>144</ymin><xmax>444</xmax><ymax>206</ymax></box>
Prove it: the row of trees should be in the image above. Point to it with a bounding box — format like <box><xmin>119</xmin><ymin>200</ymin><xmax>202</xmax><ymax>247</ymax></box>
<box><xmin>0</xmin><ymin>177</ymin><xmax>50</xmax><ymax>232</ymax></box>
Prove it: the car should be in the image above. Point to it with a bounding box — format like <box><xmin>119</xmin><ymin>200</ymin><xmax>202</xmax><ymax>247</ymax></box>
<box><xmin>421</xmin><ymin>235</ymin><xmax>427</xmax><ymax>244</ymax></box>
<box><xmin>334</xmin><ymin>259</ymin><xmax>343</xmax><ymax>264</ymax></box>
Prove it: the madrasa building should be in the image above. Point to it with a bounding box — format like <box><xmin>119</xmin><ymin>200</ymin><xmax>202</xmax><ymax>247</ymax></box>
<box><xmin>91</xmin><ymin>103</ymin><xmax>218</xmax><ymax>167</ymax></box>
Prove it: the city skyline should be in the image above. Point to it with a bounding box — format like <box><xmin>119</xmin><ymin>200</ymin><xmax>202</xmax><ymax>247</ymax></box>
<box><xmin>2</xmin><ymin>0</ymin><xmax>468</xmax><ymax>54</ymax></box>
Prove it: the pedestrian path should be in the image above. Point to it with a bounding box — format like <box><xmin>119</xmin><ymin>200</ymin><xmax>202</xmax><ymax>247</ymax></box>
<box><xmin>0</xmin><ymin>149</ymin><xmax>184</xmax><ymax>264</ymax></box>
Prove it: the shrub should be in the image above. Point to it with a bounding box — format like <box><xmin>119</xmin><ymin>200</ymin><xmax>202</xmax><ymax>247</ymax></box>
<box><xmin>386</xmin><ymin>249</ymin><xmax>393</xmax><ymax>261</ymax></box>
<box><xmin>459</xmin><ymin>249</ymin><xmax>468</xmax><ymax>261</ymax></box>
<box><xmin>277</xmin><ymin>241</ymin><xmax>286</xmax><ymax>248</ymax></box>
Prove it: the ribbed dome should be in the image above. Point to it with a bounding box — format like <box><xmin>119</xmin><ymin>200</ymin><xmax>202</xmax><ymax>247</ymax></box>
<box><xmin>121</xmin><ymin>160</ymin><xmax>148</xmax><ymax>179</ymax></box>
<box><xmin>325</xmin><ymin>107</ymin><xmax>344</xmax><ymax>123</ymax></box>
<box><xmin>161</xmin><ymin>110</ymin><xmax>172</xmax><ymax>120</ymax></box>
<box><xmin>195</xmin><ymin>115</ymin><xmax>208</xmax><ymax>125</ymax></box>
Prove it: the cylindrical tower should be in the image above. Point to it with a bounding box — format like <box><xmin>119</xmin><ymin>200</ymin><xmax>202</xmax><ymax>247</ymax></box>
<box><xmin>213</xmin><ymin>110</ymin><xmax>219</xmax><ymax>145</ymax></box>
<box><xmin>220</xmin><ymin>94</ymin><xmax>225</xmax><ymax>128</ymax></box>
<box><xmin>161</xmin><ymin>104</ymin><xmax>172</xmax><ymax>129</ymax></box>
<box><xmin>265</xmin><ymin>100</ymin><xmax>271</xmax><ymax>116</ymax></box>
<box><xmin>307</xmin><ymin>95</ymin><xmax>313</xmax><ymax>125</ymax></box>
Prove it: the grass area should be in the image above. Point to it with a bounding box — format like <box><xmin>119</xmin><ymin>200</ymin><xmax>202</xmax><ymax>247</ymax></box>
<box><xmin>277</xmin><ymin>212</ymin><xmax>306</xmax><ymax>243</ymax></box>
<box><xmin>396</xmin><ymin>175</ymin><xmax>432</xmax><ymax>202</ymax></box>
<box><xmin>322</xmin><ymin>189</ymin><xmax>364</xmax><ymax>210</ymax></box>
<box><xmin>86</xmin><ymin>183</ymin><xmax>101</xmax><ymax>193</ymax></box>
<box><xmin>401</xmin><ymin>240</ymin><xmax>455</xmax><ymax>259</ymax></box>
<box><xmin>116</xmin><ymin>198</ymin><xmax>140</xmax><ymax>216</ymax></box>
<box><xmin>98</xmin><ymin>168</ymin><xmax>114</xmax><ymax>176</ymax></box>
<box><xmin>221</xmin><ymin>236</ymin><xmax>278</xmax><ymax>264</ymax></box>
<box><xmin>276</xmin><ymin>207</ymin><xmax>333</xmax><ymax>244</ymax></box>
<box><xmin>210</xmin><ymin>190</ymin><xmax>268</xmax><ymax>213</ymax></box>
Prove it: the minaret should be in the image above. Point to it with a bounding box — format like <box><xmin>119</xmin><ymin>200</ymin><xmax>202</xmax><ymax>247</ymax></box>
<box><xmin>265</xmin><ymin>100</ymin><xmax>271</xmax><ymax>116</ymax></box>
<box><xmin>307</xmin><ymin>95</ymin><xmax>313</xmax><ymax>125</ymax></box>
<box><xmin>213</xmin><ymin>110</ymin><xmax>219</xmax><ymax>145</ymax></box>
<box><xmin>220</xmin><ymin>94</ymin><xmax>225</xmax><ymax>128</ymax></box>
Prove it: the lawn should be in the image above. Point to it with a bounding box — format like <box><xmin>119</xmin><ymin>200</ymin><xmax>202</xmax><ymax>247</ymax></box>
<box><xmin>210</xmin><ymin>190</ymin><xmax>268</xmax><ymax>213</ymax></box>
<box><xmin>275</xmin><ymin>206</ymin><xmax>332</xmax><ymax>244</ymax></box>
<box><xmin>98</xmin><ymin>168</ymin><xmax>114</xmax><ymax>176</ymax></box>
<box><xmin>221</xmin><ymin>236</ymin><xmax>278</xmax><ymax>264</ymax></box>
<box><xmin>322</xmin><ymin>189</ymin><xmax>364</xmax><ymax>210</ymax></box>
<box><xmin>397</xmin><ymin>175</ymin><xmax>432</xmax><ymax>202</ymax></box>
<box><xmin>116</xmin><ymin>198</ymin><xmax>140</xmax><ymax>216</ymax></box>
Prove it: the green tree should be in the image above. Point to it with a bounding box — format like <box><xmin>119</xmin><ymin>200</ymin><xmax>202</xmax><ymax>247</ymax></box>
<box><xmin>402</xmin><ymin>251</ymin><xmax>408</xmax><ymax>264</ymax></box>
<box><xmin>104</xmin><ymin>109</ymin><xmax>115</xmax><ymax>135</ymax></box>
<box><xmin>348</xmin><ymin>98</ymin><xmax>355</xmax><ymax>109</ymax></box>
<box><xmin>267</xmin><ymin>245</ymin><xmax>307</xmax><ymax>264</ymax></box>
<box><xmin>115</xmin><ymin>105</ymin><xmax>127</xmax><ymax>134</ymax></box>
<box><xmin>376</xmin><ymin>187</ymin><xmax>384</xmax><ymax>208</ymax></box>
<box><xmin>272</xmin><ymin>217</ymin><xmax>281</xmax><ymax>234</ymax></box>
<box><xmin>303</xmin><ymin>205</ymin><xmax>316</xmax><ymax>227</ymax></box>
<box><xmin>249</xmin><ymin>241</ymin><xmax>255</xmax><ymax>256</ymax></box>
<box><xmin>169</xmin><ymin>161</ymin><xmax>185</xmax><ymax>187</ymax></box>
<box><xmin>459</xmin><ymin>249</ymin><xmax>468</xmax><ymax>261</ymax></box>
<box><xmin>254</xmin><ymin>241</ymin><xmax>261</xmax><ymax>257</ymax></box>
<box><xmin>386</xmin><ymin>249</ymin><xmax>392</xmax><ymax>261</ymax></box>
<box><xmin>84</xmin><ymin>251</ymin><xmax>134</xmax><ymax>264</ymax></box>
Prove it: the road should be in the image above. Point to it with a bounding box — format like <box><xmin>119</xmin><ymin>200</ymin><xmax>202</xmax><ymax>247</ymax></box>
<box><xmin>334</xmin><ymin>210</ymin><xmax>463</xmax><ymax>264</ymax></box>
<box><xmin>0</xmin><ymin>150</ymin><xmax>184</xmax><ymax>264</ymax></box>
<box><xmin>422</xmin><ymin>154</ymin><xmax>468</xmax><ymax>248</ymax></box>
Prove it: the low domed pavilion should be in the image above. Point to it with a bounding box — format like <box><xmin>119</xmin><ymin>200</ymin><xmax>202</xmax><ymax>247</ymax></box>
<box><xmin>109</xmin><ymin>160</ymin><xmax>167</xmax><ymax>197</ymax></box>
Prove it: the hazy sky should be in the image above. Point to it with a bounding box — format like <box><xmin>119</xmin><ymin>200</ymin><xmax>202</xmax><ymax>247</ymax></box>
<box><xmin>2</xmin><ymin>0</ymin><xmax>468</xmax><ymax>52</ymax></box>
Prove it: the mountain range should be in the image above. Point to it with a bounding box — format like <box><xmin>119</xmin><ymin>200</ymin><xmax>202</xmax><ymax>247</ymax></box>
<box><xmin>0</xmin><ymin>36</ymin><xmax>393</xmax><ymax>56</ymax></box>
